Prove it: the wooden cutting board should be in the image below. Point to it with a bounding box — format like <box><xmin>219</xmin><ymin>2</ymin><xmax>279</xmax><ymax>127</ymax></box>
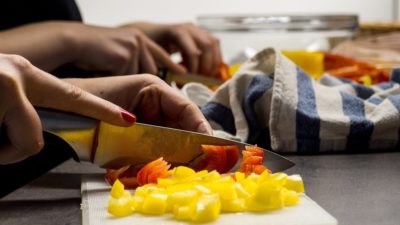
<box><xmin>81</xmin><ymin>174</ymin><xmax>338</xmax><ymax>225</ymax></box>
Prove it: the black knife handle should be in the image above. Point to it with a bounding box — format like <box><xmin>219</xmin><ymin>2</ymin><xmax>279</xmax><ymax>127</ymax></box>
<box><xmin>0</xmin><ymin>131</ymin><xmax>79</xmax><ymax>198</ymax></box>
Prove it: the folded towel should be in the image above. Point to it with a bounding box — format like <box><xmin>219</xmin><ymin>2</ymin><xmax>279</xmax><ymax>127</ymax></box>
<box><xmin>200</xmin><ymin>48</ymin><xmax>400</xmax><ymax>153</ymax></box>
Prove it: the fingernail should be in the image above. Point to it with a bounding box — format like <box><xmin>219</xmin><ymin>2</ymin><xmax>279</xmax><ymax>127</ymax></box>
<box><xmin>121</xmin><ymin>111</ymin><xmax>136</xmax><ymax>123</ymax></box>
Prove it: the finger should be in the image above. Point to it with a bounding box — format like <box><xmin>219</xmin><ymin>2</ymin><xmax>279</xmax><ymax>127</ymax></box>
<box><xmin>132</xmin><ymin>85</ymin><xmax>163</xmax><ymax>124</ymax></box>
<box><xmin>175</xmin><ymin>102</ymin><xmax>212</xmax><ymax>135</ymax></box>
<box><xmin>212</xmin><ymin>38</ymin><xmax>223</xmax><ymax>76</ymax></box>
<box><xmin>137</xmin><ymin>36</ymin><xmax>158</xmax><ymax>74</ymax></box>
<box><xmin>125</xmin><ymin>39</ymin><xmax>140</xmax><ymax>75</ymax></box>
<box><xmin>26</xmin><ymin>68</ymin><xmax>136</xmax><ymax>127</ymax></box>
<box><xmin>159</xmin><ymin>87</ymin><xmax>212</xmax><ymax>134</ymax></box>
<box><xmin>173</xmin><ymin>31</ymin><xmax>201</xmax><ymax>73</ymax></box>
<box><xmin>199</xmin><ymin>48</ymin><xmax>213</xmax><ymax>76</ymax></box>
<box><xmin>0</xmin><ymin>92</ymin><xmax>43</xmax><ymax>164</ymax></box>
<box><xmin>189</xmin><ymin>28</ymin><xmax>219</xmax><ymax>76</ymax></box>
<box><xmin>145</xmin><ymin>38</ymin><xmax>187</xmax><ymax>74</ymax></box>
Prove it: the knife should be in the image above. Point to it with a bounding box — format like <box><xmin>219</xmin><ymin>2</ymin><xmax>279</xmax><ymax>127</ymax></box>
<box><xmin>0</xmin><ymin>108</ymin><xmax>294</xmax><ymax>197</ymax></box>
<box><xmin>157</xmin><ymin>69</ymin><xmax>224</xmax><ymax>86</ymax></box>
<box><xmin>38</xmin><ymin>108</ymin><xmax>294</xmax><ymax>172</ymax></box>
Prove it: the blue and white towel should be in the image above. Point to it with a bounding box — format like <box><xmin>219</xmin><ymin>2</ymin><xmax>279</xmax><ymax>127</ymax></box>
<box><xmin>198</xmin><ymin>48</ymin><xmax>400</xmax><ymax>153</ymax></box>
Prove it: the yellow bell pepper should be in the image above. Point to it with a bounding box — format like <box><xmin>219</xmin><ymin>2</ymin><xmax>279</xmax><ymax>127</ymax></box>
<box><xmin>108</xmin><ymin>181</ymin><xmax>134</xmax><ymax>217</ymax></box>
<box><xmin>191</xmin><ymin>194</ymin><xmax>221</xmax><ymax>223</ymax></box>
<box><xmin>110</xmin><ymin>179</ymin><xmax>125</xmax><ymax>198</ymax></box>
<box><xmin>174</xmin><ymin>205</ymin><xmax>193</xmax><ymax>220</ymax></box>
<box><xmin>172</xmin><ymin>166</ymin><xmax>196</xmax><ymax>180</ymax></box>
<box><xmin>108</xmin><ymin>167</ymin><xmax>305</xmax><ymax>223</ymax></box>
<box><xmin>141</xmin><ymin>193</ymin><xmax>168</xmax><ymax>215</ymax></box>
<box><xmin>221</xmin><ymin>198</ymin><xmax>246</xmax><ymax>212</ymax></box>
<box><xmin>248</xmin><ymin>181</ymin><xmax>283</xmax><ymax>211</ymax></box>
<box><xmin>281</xmin><ymin>50</ymin><xmax>324</xmax><ymax>79</ymax></box>
<box><xmin>285</xmin><ymin>174</ymin><xmax>305</xmax><ymax>193</ymax></box>
<box><xmin>108</xmin><ymin>196</ymin><xmax>135</xmax><ymax>217</ymax></box>
<box><xmin>167</xmin><ymin>190</ymin><xmax>198</xmax><ymax>211</ymax></box>
<box><xmin>359</xmin><ymin>75</ymin><xmax>372</xmax><ymax>86</ymax></box>
<box><xmin>234</xmin><ymin>171</ymin><xmax>246</xmax><ymax>182</ymax></box>
<box><xmin>282</xmin><ymin>189</ymin><xmax>301</xmax><ymax>206</ymax></box>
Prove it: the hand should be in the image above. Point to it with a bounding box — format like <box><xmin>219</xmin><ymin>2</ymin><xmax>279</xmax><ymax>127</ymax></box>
<box><xmin>128</xmin><ymin>22</ymin><xmax>222</xmax><ymax>76</ymax></box>
<box><xmin>65</xmin><ymin>75</ymin><xmax>212</xmax><ymax>134</ymax></box>
<box><xmin>70</xmin><ymin>23</ymin><xmax>187</xmax><ymax>75</ymax></box>
<box><xmin>0</xmin><ymin>54</ymin><xmax>136</xmax><ymax>164</ymax></box>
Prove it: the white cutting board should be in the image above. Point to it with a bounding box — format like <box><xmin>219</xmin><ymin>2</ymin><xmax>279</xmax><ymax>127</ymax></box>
<box><xmin>81</xmin><ymin>175</ymin><xmax>338</xmax><ymax>225</ymax></box>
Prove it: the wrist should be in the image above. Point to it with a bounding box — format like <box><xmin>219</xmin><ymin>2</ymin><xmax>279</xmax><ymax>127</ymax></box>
<box><xmin>57</xmin><ymin>22</ymin><xmax>86</xmax><ymax>63</ymax></box>
<box><xmin>130</xmin><ymin>22</ymin><xmax>169</xmax><ymax>43</ymax></box>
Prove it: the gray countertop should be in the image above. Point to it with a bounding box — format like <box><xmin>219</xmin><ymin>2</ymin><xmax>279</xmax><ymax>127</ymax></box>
<box><xmin>1</xmin><ymin>153</ymin><xmax>400</xmax><ymax>225</ymax></box>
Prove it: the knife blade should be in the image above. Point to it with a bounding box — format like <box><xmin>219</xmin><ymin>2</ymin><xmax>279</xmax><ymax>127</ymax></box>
<box><xmin>38</xmin><ymin>109</ymin><xmax>294</xmax><ymax>172</ymax></box>
<box><xmin>157</xmin><ymin>69</ymin><xmax>224</xmax><ymax>86</ymax></box>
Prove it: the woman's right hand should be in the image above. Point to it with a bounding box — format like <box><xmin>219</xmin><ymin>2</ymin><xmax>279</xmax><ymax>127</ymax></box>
<box><xmin>0</xmin><ymin>54</ymin><xmax>136</xmax><ymax>165</ymax></box>
<box><xmin>0</xmin><ymin>22</ymin><xmax>187</xmax><ymax>76</ymax></box>
<box><xmin>70</xmin><ymin>23</ymin><xmax>187</xmax><ymax>75</ymax></box>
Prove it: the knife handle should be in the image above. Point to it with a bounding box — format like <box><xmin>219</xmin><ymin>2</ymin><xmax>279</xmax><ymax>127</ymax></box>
<box><xmin>0</xmin><ymin>131</ymin><xmax>79</xmax><ymax>198</ymax></box>
<box><xmin>0</xmin><ymin>108</ymin><xmax>97</xmax><ymax>198</ymax></box>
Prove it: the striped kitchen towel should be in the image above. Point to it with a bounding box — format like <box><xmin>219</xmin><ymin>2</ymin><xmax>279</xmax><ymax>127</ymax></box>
<box><xmin>201</xmin><ymin>48</ymin><xmax>400</xmax><ymax>153</ymax></box>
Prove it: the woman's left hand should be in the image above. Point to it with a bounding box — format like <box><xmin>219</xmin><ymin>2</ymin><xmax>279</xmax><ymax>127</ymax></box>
<box><xmin>65</xmin><ymin>75</ymin><xmax>212</xmax><ymax>135</ymax></box>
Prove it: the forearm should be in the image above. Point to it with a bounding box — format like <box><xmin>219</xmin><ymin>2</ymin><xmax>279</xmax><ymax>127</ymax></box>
<box><xmin>0</xmin><ymin>21</ymin><xmax>81</xmax><ymax>71</ymax></box>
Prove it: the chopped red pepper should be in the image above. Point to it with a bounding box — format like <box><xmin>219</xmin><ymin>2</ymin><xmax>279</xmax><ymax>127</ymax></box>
<box><xmin>238</xmin><ymin>145</ymin><xmax>270</xmax><ymax>175</ymax></box>
<box><xmin>193</xmin><ymin>145</ymin><xmax>240</xmax><ymax>173</ymax></box>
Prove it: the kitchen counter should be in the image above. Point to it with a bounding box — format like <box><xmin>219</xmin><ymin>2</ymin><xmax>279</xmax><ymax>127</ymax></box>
<box><xmin>1</xmin><ymin>152</ymin><xmax>399</xmax><ymax>225</ymax></box>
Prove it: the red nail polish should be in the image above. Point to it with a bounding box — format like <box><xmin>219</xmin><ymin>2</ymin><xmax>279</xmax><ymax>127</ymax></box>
<box><xmin>121</xmin><ymin>111</ymin><xmax>136</xmax><ymax>123</ymax></box>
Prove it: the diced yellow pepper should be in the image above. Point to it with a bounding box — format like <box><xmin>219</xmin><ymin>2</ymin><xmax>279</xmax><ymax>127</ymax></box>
<box><xmin>110</xmin><ymin>179</ymin><xmax>125</xmax><ymax>199</ymax></box>
<box><xmin>167</xmin><ymin>190</ymin><xmax>198</xmax><ymax>211</ymax></box>
<box><xmin>130</xmin><ymin>195</ymin><xmax>144</xmax><ymax>212</ymax></box>
<box><xmin>242</xmin><ymin>180</ymin><xmax>258</xmax><ymax>195</ymax></box>
<box><xmin>198</xmin><ymin>170</ymin><xmax>221</xmax><ymax>182</ymax></box>
<box><xmin>173</xmin><ymin>205</ymin><xmax>193</xmax><ymax>220</ymax></box>
<box><xmin>285</xmin><ymin>174</ymin><xmax>305</xmax><ymax>193</ymax></box>
<box><xmin>282</xmin><ymin>189</ymin><xmax>300</xmax><ymax>206</ymax></box>
<box><xmin>189</xmin><ymin>170</ymin><xmax>209</xmax><ymax>180</ymax></box>
<box><xmin>108</xmin><ymin>165</ymin><xmax>305</xmax><ymax>222</ymax></box>
<box><xmin>269</xmin><ymin>172</ymin><xmax>288</xmax><ymax>186</ymax></box>
<box><xmin>194</xmin><ymin>184</ymin><xmax>212</xmax><ymax>194</ymax></box>
<box><xmin>135</xmin><ymin>184</ymin><xmax>159</xmax><ymax>197</ymax></box>
<box><xmin>213</xmin><ymin>176</ymin><xmax>235</xmax><ymax>183</ymax></box>
<box><xmin>157</xmin><ymin>178</ymin><xmax>175</xmax><ymax>187</ymax></box>
<box><xmin>141</xmin><ymin>193</ymin><xmax>168</xmax><ymax>215</ymax></box>
<box><xmin>245</xmin><ymin>173</ymin><xmax>260</xmax><ymax>182</ymax></box>
<box><xmin>191</xmin><ymin>194</ymin><xmax>221</xmax><ymax>223</ymax></box>
<box><xmin>250</xmin><ymin>181</ymin><xmax>283</xmax><ymax>211</ymax></box>
<box><xmin>172</xmin><ymin>166</ymin><xmax>196</xmax><ymax>180</ymax></box>
<box><xmin>166</xmin><ymin>183</ymin><xmax>194</xmax><ymax>193</ymax></box>
<box><xmin>221</xmin><ymin>198</ymin><xmax>246</xmax><ymax>212</ymax></box>
<box><xmin>108</xmin><ymin>196</ymin><xmax>134</xmax><ymax>217</ymax></box>
<box><xmin>234</xmin><ymin>172</ymin><xmax>246</xmax><ymax>182</ymax></box>
<box><xmin>234</xmin><ymin>183</ymin><xmax>251</xmax><ymax>199</ymax></box>
<box><xmin>206</xmin><ymin>181</ymin><xmax>237</xmax><ymax>201</ymax></box>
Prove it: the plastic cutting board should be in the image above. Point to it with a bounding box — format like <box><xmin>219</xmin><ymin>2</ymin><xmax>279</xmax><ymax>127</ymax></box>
<box><xmin>81</xmin><ymin>174</ymin><xmax>338</xmax><ymax>225</ymax></box>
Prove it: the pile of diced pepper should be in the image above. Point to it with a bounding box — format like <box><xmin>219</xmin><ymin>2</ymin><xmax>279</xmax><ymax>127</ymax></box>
<box><xmin>108</xmin><ymin>166</ymin><xmax>304</xmax><ymax>223</ymax></box>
